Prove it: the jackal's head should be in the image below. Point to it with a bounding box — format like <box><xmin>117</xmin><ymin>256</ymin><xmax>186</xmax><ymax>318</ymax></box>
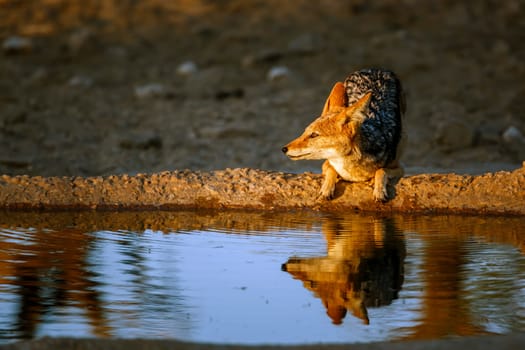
<box><xmin>282</xmin><ymin>82</ymin><xmax>371</xmax><ymax>160</ymax></box>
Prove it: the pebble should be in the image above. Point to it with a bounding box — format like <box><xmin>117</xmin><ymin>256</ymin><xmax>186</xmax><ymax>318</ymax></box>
<box><xmin>502</xmin><ymin>125</ymin><xmax>524</xmax><ymax>144</ymax></box>
<box><xmin>3</xmin><ymin>36</ymin><xmax>33</xmax><ymax>54</ymax></box>
<box><xmin>176</xmin><ymin>61</ymin><xmax>198</xmax><ymax>76</ymax></box>
<box><xmin>134</xmin><ymin>83</ymin><xmax>167</xmax><ymax>98</ymax></box>
<box><xmin>68</xmin><ymin>75</ymin><xmax>93</xmax><ymax>87</ymax></box>
<box><xmin>502</xmin><ymin>126</ymin><xmax>525</xmax><ymax>160</ymax></box>
<box><xmin>267</xmin><ymin>66</ymin><xmax>291</xmax><ymax>82</ymax></box>
<box><xmin>502</xmin><ymin>125</ymin><xmax>525</xmax><ymax>159</ymax></box>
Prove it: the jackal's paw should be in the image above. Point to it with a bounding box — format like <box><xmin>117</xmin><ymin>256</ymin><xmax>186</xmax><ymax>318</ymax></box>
<box><xmin>373</xmin><ymin>185</ymin><xmax>388</xmax><ymax>202</ymax></box>
<box><xmin>319</xmin><ymin>185</ymin><xmax>335</xmax><ymax>201</ymax></box>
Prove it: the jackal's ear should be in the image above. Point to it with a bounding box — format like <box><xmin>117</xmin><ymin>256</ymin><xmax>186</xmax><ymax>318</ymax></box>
<box><xmin>321</xmin><ymin>82</ymin><xmax>346</xmax><ymax>115</ymax></box>
<box><xmin>345</xmin><ymin>92</ymin><xmax>372</xmax><ymax>123</ymax></box>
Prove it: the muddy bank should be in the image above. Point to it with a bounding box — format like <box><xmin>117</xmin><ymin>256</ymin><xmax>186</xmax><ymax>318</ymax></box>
<box><xmin>2</xmin><ymin>333</ymin><xmax>525</xmax><ymax>350</ymax></box>
<box><xmin>1</xmin><ymin>165</ymin><xmax>524</xmax><ymax>215</ymax></box>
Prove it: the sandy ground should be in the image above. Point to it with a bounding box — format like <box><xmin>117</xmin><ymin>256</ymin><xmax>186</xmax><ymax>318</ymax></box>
<box><xmin>1</xmin><ymin>0</ymin><xmax>524</xmax><ymax>178</ymax></box>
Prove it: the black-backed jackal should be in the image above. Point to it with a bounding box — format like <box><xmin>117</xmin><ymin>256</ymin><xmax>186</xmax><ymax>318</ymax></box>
<box><xmin>282</xmin><ymin>68</ymin><xmax>405</xmax><ymax>201</ymax></box>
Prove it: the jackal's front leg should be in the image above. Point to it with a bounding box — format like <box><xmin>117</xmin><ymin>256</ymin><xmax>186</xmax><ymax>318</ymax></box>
<box><xmin>373</xmin><ymin>168</ymin><xmax>389</xmax><ymax>202</ymax></box>
<box><xmin>320</xmin><ymin>160</ymin><xmax>339</xmax><ymax>200</ymax></box>
<box><xmin>373</xmin><ymin>164</ymin><xmax>404</xmax><ymax>202</ymax></box>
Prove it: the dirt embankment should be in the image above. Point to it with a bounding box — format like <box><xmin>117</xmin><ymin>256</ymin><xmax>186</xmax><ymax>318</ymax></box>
<box><xmin>1</xmin><ymin>164</ymin><xmax>524</xmax><ymax>215</ymax></box>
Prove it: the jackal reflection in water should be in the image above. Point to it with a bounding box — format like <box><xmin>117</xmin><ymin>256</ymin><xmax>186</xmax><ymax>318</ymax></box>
<box><xmin>282</xmin><ymin>215</ymin><xmax>405</xmax><ymax>325</ymax></box>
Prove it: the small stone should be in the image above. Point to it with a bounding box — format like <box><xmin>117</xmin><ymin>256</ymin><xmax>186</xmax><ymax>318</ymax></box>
<box><xmin>176</xmin><ymin>61</ymin><xmax>198</xmax><ymax>76</ymax></box>
<box><xmin>502</xmin><ymin>125</ymin><xmax>525</xmax><ymax>144</ymax></box>
<box><xmin>68</xmin><ymin>75</ymin><xmax>93</xmax><ymax>87</ymax></box>
<box><xmin>502</xmin><ymin>126</ymin><xmax>525</xmax><ymax>160</ymax></box>
<box><xmin>3</xmin><ymin>36</ymin><xmax>32</xmax><ymax>54</ymax></box>
<box><xmin>267</xmin><ymin>66</ymin><xmax>291</xmax><ymax>82</ymax></box>
<box><xmin>134</xmin><ymin>83</ymin><xmax>167</xmax><ymax>98</ymax></box>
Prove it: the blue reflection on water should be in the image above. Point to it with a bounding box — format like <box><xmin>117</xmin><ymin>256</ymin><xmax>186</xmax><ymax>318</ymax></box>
<box><xmin>0</xmin><ymin>212</ymin><xmax>523</xmax><ymax>344</ymax></box>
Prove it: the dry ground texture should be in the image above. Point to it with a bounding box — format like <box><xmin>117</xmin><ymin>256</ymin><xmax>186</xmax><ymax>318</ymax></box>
<box><xmin>1</xmin><ymin>0</ymin><xmax>524</xmax><ymax>179</ymax></box>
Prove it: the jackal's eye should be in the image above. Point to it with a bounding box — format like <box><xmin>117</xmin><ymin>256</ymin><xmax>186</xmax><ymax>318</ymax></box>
<box><xmin>309</xmin><ymin>132</ymin><xmax>319</xmax><ymax>139</ymax></box>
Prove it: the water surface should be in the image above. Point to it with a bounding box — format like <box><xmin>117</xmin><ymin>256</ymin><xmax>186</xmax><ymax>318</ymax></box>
<box><xmin>0</xmin><ymin>210</ymin><xmax>523</xmax><ymax>344</ymax></box>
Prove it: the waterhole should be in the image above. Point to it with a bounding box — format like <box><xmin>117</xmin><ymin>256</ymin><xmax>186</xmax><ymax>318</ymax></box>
<box><xmin>0</xmin><ymin>210</ymin><xmax>523</xmax><ymax>344</ymax></box>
